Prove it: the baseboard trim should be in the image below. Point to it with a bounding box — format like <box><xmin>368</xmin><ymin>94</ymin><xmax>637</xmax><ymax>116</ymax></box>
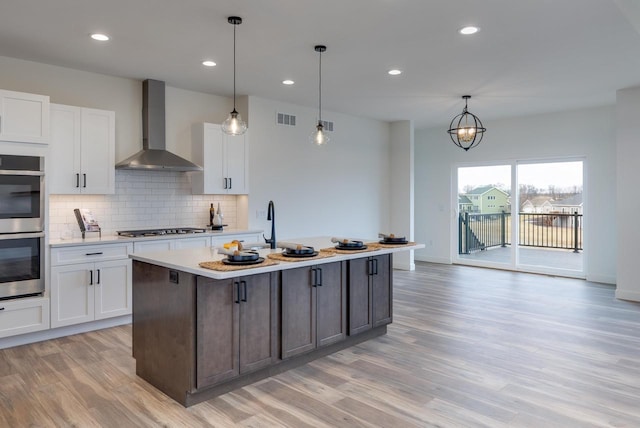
<box><xmin>615</xmin><ymin>289</ymin><xmax>640</xmax><ymax>302</ymax></box>
<box><xmin>586</xmin><ymin>274</ymin><xmax>616</xmax><ymax>285</ymax></box>
<box><xmin>414</xmin><ymin>255</ymin><xmax>451</xmax><ymax>265</ymax></box>
<box><xmin>0</xmin><ymin>315</ymin><xmax>132</xmax><ymax>350</ymax></box>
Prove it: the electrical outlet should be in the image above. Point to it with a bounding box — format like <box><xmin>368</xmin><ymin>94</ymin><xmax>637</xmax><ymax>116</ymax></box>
<box><xmin>256</xmin><ymin>209</ymin><xmax>267</xmax><ymax>220</ymax></box>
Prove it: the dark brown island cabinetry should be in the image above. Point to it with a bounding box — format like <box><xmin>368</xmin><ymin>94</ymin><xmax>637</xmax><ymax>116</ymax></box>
<box><xmin>281</xmin><ymin>261</ymin><xmax>347</xmax><ymax>358</ymax></box>
<box><xmin>196</xmin><ymin>273</ymin><xmax>278</xmax><ymax>389</ymax></box>
<box><xmin>348</xmin><ymin>254</ymin><xmax>393</xmax><ymax>335</ymax></box>
<box><xmin>132</xmin><ymin>252</ymin><xmax>396</xmax><ymax>407</ymax></box>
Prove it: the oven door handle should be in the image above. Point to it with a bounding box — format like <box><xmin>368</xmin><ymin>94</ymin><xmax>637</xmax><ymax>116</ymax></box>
<box><xmin>0</xmin><ymin>170</ymin><xmax>44</xmax><ymax>176</ymax></box>
<box><xmin>0</xmin><ymin>232</ymin><xmax>45</xmax><ymax>240</ymax></box>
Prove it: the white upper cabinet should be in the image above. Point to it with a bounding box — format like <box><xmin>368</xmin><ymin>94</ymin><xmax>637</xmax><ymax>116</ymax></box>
<box><xmin>191</xmin><ymin>123</ymin><xmax>249</xmax><ymax>195</ymax></box>
<box><xmin>0</xmin><ymin>89</ymin><xmax>50</xmax><ymax>144</ymax></box>
<box><xmin>50</xmin><ymin>103</ymin><xmax>115</xmax><ymax>194</ymax></box>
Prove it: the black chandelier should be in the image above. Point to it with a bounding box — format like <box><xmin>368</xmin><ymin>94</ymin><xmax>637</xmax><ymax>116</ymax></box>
<box><xmin>447</xmin><ymin>95</ymin><xmax>486</xmax><ymax>151</ymax></box>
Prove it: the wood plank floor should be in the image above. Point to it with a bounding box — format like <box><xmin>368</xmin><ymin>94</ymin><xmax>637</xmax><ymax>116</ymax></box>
<box><xmin>2</xmin><ymin>262</ymin><xmax>640</xmax><ymax>427</ymax></box>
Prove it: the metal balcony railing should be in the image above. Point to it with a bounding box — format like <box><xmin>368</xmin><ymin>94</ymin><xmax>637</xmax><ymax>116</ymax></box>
<box><xmin>459</xmin><ymin>211</ymin><xmax>583</xmax><ymax>254</ymax></box>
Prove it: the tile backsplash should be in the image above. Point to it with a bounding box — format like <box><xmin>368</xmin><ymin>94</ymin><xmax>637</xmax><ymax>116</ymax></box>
<box><xmin>49</xmin><ymin>170</ymin><xmax>237</xmax><ymax>240</ymax></box>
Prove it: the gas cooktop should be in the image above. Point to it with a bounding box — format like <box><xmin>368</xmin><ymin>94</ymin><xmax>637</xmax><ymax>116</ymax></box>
<box><xmin>117</xmin><ymin>227</ymin><xmax>206</xmax><ymax>238</ymax></box>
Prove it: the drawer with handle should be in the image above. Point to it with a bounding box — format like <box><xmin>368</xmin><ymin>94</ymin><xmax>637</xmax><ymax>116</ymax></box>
<box><xmin>51</xmin><ymin>243</ymin><xmax>132</xmax><ymax>266</ymax></box>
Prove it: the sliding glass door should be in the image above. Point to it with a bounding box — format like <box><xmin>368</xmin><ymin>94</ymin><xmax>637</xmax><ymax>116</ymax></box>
<box><xmin>455</xmin><ymin>159</ymin><xmax>584</xmax><ymax>277</ymax></box>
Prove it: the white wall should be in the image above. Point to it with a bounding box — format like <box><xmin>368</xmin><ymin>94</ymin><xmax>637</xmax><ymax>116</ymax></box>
<box><xmin>615</xmin><ymin>87</ymin><xmax>640</xmax><ymax>300</ymax></box>
<box><xmin>415</xmin><ymin>105</ymin><xmax>617</xmax><ymax>284</ymax></box>
<box><xmin>246</xmin><ymin>96</ymin><xmax>391</xmax><ymax>240</ymax></box>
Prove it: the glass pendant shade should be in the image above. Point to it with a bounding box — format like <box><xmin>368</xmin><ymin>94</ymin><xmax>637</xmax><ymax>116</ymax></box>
<box><xmin>447</xmin><ymin>95</ymin><xmax>486</xmax><ymax>151</ymax></box>
<box><xmin>222</xmin><ymin>109</ymin><xmax>247</xmax><ymax>136</ymax></box>
<box><xmin>223</xmin><ymin>16</ymin><xmax>247</xmax><ymax>136</ymax></box>
<box><xmin>309</xmin><ymin>122</ymin><xmax>330</xmax><ymax>145</ymax></box>
<box><xmin>311</xmin><ymin>45</ymin><xmax>328</xmax><ymax>146</ymax></box>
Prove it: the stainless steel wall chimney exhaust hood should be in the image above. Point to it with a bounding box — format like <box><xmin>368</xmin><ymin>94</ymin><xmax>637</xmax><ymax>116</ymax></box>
<box><xmin>115</xmin><ymin>79</ymin><xmax>202</xmax><ymax>171</ymax></box>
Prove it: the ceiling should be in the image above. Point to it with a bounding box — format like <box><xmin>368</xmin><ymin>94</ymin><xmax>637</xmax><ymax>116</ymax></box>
<box><xmin>2</xmin><ymin>0</ymin><xmax>640</xmax><ymax>129</ymax></box>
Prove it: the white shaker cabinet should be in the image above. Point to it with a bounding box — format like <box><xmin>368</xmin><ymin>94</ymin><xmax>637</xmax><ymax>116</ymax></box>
<box><xmin>50</xmin><ymin>103</ymin><xmax>115</xmax><ymax>194</ymax></box>
<box><xmin>0</xmin><ymin>89</ymin><xmax>50</xmax><ymax>144</ymax></box>
<box><xmin>50</xmin><ymin>242</ymin><xmax>132</xmax><ymax>328</ymax></box>
<box><xmin>191</xmin><ymin>123</ymin><xmax>249</xmax><ymax>195</ymax></box>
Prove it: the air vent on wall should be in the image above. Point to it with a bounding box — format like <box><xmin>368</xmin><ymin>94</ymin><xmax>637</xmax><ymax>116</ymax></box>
<box><xmin>276</xmin><ymin>112</ymin><xmax>296</xmax><ymax>126</ymax></box>
<box><xmin>320</xmin><ymin>120</ymin><xmax>334</xmax><ymax>132</ymax></box>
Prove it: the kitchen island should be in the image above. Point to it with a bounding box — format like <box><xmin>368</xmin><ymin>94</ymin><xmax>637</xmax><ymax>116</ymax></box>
<box><xmin>130</xmin><ymin>237</ymin><xmax>423</xmax><ymax>406</ymax></box>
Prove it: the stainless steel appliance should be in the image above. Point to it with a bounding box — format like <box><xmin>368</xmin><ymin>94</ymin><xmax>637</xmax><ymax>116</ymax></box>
<box><xmin>0</xmin><ymin>154</ymin><xmax>44</xmax><ymax>233</ymax></box>
<box><xmin>0</xmin><ymin>231</ymin><xmax>44</xmax><ymax>299</ymax></box>
<box><xmin>116</xmin><ymin>227</ymin><xmax>206</xmax><ymax>238</ymax></box>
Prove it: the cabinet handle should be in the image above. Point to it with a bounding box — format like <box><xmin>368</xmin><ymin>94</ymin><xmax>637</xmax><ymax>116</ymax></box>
<box><xmin>368</xmin><ymin>259</ymin><xmax>373</xmax><ymax>276</ymax></box>
<box><xmin>241</xmin><ymin>280</ymin><xmax>247</xmax><ymax>302</ymax></box>
<box><xmin>373</xmin><ymin>258</ymin><xmax>378</xmax><ymax>275</ymax></box>
<box><xmin>76</xmin><ymin>173</ymin><xmax>80</xmax><ymax>188</ymax></box>
<box><xmin>317</xmin><ymin>267</ymin><xmax>323</xmax><ymax>286</ymax></box>
<box><xmin>83</xmin><ymin>173</ymin><xmax>87</xmax><ymax>188</ymax></box>
<box><xmin>229</xmin><ymin>177</ymin><xmax>232</xmax><ymax>189</ymax></box>
<box><xmin>224</xmin><ymin>177</ymin><xmax>228</xmax><ymax>189</ymax></box>
<box><xmin>85</xmin><ymin>252</ymin><xmax>103</xmax><ymax>256</ymax></box>
<box><xmin>96</xmin><ymin>269</ymin><xmax>101</xmax><ymax>285</ymax></box>
<box><xmin>0</xmin><ymin>307</ymin><xmax>5</xmax><ymax>311</ymax></box>
<box><xmin>310</xmin><ymin>268</ymin><xmax>316</xmax><ymax>287</ymax></box>
<box><xmin>234</xmin><ymin>281</ymin><xmax>240</xmax><ymax>304</ymax></box>
<box><xmin>89</xmin><ymin>270</ymin><xmax>93</xmax><ymax>285</ymax></box>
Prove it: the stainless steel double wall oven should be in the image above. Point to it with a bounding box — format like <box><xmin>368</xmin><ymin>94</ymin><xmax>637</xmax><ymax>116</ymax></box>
<box><xmin>0</xmin><ymin>154</ymin><xmax>45</xmax><ymax>299</ymax></box>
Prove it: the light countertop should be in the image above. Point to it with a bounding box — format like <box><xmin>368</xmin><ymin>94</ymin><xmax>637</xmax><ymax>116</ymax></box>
<box><xmin>49</xmin><ymin>229</ymin><xmax>264</xmax><ymax>248</ymax></box>
<box><xmin>129</xmin><ymin>236</ymin><xmax>424</xmax><ymax>280</ymax></box>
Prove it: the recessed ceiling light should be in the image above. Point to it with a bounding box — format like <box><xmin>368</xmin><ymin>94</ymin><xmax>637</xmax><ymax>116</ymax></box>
<box><xmin>90</xmin><ymin>33</ymin><xmax>110</xmax><ymax>41</ymax></box>
<box><xmin>459</xmin><ymin>26</ymin><xmax>480</xmax><ymax>35</ymax></box>
<box><xmin>388</xmin><ymin>69</ymin><xmax>402</xmax><ymax>76</ymax></box>
<box><xmin>282</xmin><ymin>79</ymin><xmax>295</xmax><ymax>85</ymax></box>
<box><xmin>202</xmin><ymin>60</ymin><xmax>217</xmax><ymax>67</ymax></box>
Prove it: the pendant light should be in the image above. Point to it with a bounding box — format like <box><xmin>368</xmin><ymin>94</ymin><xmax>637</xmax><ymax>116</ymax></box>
<box><xmin>309</xmin><ymin>45</ymin><xmax>329</xmax><ymax>146</ymax></box>
<box><xmin>222</xmin><ymin>16</ymin><xmax>247</xmax><ymax>136</ymax></box>
<box><xmin>447</xmin><ymin>95</ymin><xmax>486</xmax><ymax>151</ymax></box>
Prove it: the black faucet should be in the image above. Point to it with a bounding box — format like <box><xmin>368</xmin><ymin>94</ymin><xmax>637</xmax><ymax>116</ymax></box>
<box><xmin>263</xmin><ymin>200</ymin><xmax>276</xmax><ymax>249</ymax></box>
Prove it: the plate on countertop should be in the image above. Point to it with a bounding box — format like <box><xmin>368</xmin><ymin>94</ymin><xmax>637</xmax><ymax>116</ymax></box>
<box><xmin>221</xmin><ymin>257</ymin><xmax>265</xmax><ymax>266</ymax></box>
<box><xmin>281</xmin><ymin>250</ymin><xmax>319</xmax><ymax>258</ymax></box>
<box><xmin>335</xmin><ymin>244</ymin><xmax>368</xmax><ymax>251</ymax></box>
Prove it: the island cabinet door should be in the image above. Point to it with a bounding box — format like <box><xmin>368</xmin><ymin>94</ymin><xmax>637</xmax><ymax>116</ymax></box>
<box><xmin>348</xmin><ymin>257</ymin><xmax>373</xmax><ymax>335</ymax></box>
<box><xmin>372</xmin><ymin>254</ymin><xmax>393</xmax><ymax>327</ymax></box>
<box><xmin>316</xmin><ymin>261</ymin><xmax>347</xmax><ymax>348</ymax></box>
<box><xmin>281</xmin><ymin>266</ymin><xmax>317</xmax><ymax>359</ymax></box>
<box><xmin>238</xmin><ymin>272</ymin><xmax>278</xmax><ymax>373</ymax></box>
<box><xmin>196</xmin><ymin>277</ymin><xmax>240</xmax><ymax>389</ymax></box>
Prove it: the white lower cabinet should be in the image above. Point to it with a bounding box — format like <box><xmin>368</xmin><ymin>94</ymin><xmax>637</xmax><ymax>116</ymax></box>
<box><xmin>50</xmin><ymin>243</ymin><xmax>133</xmax><ymax>328</ymax></box>
<box><xmin>0</xmin><ymin>297</ymin><xmax>50</xmax><ymax>339</ymax></box>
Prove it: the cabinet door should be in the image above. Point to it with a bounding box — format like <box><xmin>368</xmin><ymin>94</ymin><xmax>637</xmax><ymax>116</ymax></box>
<box><xmin>196</xmin><ymin>277</ymin><xmax>239</xmax><ymax>388</ymax></box>
<box><xmin>239</xmin><ymin>273</ymin><xmax>277</xmax><ymax>373</ymax></box>
<box><xmin>372</xmin><ymin>254</ymin><xmax>392</xmax><ymax>327</ymax></box>
<box><xmin>51</xmin><ymin>263</ymin><xmax>95</xmax><ymax>328</ymax></box>
<box><xmin>224</xmin><ymin>131</ymin><xmax>248</xmax><ymax>194</ymax></box>
<box><xmin>192</xmin><ymin>123</ymin><xmax>226</xmax><ymax>194</ymax></box>
<box><xmin>316</xmin><ymin>262</ymin><xmax>347</xmax><ymax>347</ymax></box>
<box><xmin>348</xmin><ymin>258</ymin><xmax>372</xmax><ymax>335</ymax></box>
<box><xmin>281</xmin><ymin>266</ymin><xmax>316</xmax><ymax>359</ymax></box>
<box><xmin>50</xmin><ymin>104</ymin><xmax>82</xmax><ymax>194</ymax></box>
<box><xmin>94</xmin><ymin>259</ymin><xmax>133</xmax><ymax>320</ymax></box>
<box><xmin>80</xmin><ymin>108</ymin><xmax>115</xmax><ymax>194</ymax></box>
<box><xmin>0</xmin><ymin>90</ymin><xmax>49</xmax><ymax>144</ymax></box>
